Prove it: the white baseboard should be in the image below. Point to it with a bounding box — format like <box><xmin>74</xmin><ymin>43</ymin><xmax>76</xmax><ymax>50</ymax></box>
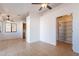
<box><xmin>72</xmin><ymin>46</ymin><xmax>79</xmax><ymax>54</ymax></box>
<box><xmin>40</xmin><ymin>40</ymin><xmax>56</xmax><ymax>46</ymax></box>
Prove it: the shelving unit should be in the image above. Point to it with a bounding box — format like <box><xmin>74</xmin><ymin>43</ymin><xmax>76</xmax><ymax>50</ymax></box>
<box><xmin>57</xmin><ymin>15</ymin><xmax>72</xmax><ymax>44</ymax></box>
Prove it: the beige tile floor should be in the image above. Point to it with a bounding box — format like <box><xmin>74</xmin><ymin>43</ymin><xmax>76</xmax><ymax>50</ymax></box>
<box><xmin>0</xmin><ymin>39</ymin><xmax>78</xmax><ymax>56</ymax></box>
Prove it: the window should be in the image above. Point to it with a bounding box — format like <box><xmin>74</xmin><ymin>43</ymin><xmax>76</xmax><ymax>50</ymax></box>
<box><xmin>11</xmin><ymin>23</ymin><xmax>17</xmax><ymax>32</ymax></box>
<box><xmin>5</xmin><ymin>22</ymin><xmax>11</xmax><ymax>32</ymax></box>
<box><xmin>5</xmin><ymin>22</ymin><xmax>17</xmax><ymax>32</ymax></box>
<box><xmin>0</xmin><ymin>22</ymin><xmax>2</xmax><ymax>32</ymax></box>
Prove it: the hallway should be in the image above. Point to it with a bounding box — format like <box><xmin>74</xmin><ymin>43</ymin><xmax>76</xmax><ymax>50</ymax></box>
<box><xmin>0</xmin><ymin>39</ymin><xmax>78</xmax><ymax>56</ymax></box>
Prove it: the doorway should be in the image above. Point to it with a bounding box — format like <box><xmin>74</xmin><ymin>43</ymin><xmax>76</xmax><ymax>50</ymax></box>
<box><xmin>23</xmin><ymin>23</ymin><xmax>26</xmax><ymax>39</ymax></box>
<box><xmin>56</xmin><ymin>14</ymin><xmax>72</xmax><ymax>44</ymax></box>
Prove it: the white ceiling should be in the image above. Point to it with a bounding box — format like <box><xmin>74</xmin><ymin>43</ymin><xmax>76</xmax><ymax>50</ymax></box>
<box><xmin>0</xmin><ymin>3</ymin><xmax>62</xmax><ymax>21</ymax></box>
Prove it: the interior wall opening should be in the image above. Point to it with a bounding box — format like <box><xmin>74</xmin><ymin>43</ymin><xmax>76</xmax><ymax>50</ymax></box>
<box><xmin>23</xmin><ymin>23</ymin><xmax>26</xmax><ymax>40</ymax></box>
<box><xmin>56</xmin><ymin>14</ymin><xmax>73</xmax><ymax>48</ymax></box>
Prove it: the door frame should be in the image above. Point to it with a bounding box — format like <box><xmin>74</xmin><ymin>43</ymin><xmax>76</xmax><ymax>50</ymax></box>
<box><xmin>56</xmin><ymin>14</ymin><xmax>73</xmax><ymax>45</ymax></box>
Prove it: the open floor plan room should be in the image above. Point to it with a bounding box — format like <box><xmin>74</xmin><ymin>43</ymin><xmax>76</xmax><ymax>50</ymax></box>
<box><xmin>0</xmin><ymin>3</ymin><xmax>79</xmax><ymax>56</ymax></box>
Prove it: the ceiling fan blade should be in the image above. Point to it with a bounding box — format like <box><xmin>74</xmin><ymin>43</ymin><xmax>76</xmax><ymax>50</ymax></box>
<box><xmin>39</xmin><ymin>7</ymin><xmax>42</xmax><ymax>11</ymax></box>
<box><xmin>47</xmin><ymin>5</ymin><xmax>52</xmax><ymax>9</ymax></box>
<box><xmin>32</xmin><ymin>3</ymin><xmax>41</xmax><ymax>4</ymax></box>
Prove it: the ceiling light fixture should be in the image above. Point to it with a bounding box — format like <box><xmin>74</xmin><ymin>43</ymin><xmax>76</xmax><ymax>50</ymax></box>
<box><xmin>41</xmin><ymin>3</ymin><xmax>47</xmax><ymax>8</ymax></box>
<box><xmin>6</xmin><ymin>15</ymin><xmax>11</xmax><ymax>22</ymax></box>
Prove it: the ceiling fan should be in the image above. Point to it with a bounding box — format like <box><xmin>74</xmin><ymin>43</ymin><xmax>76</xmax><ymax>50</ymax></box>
<box><xmin>2</xmin><ymin>14</ymin><xmax>15</xmax><ymax>22</ymax></box>
<box><xmin>32</xmin><ymin>3</ymin><xmax>52</xmax><ymax>11</ymax></box>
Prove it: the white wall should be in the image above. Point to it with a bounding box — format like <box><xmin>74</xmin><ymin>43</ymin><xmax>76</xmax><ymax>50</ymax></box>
<box><xmin>26</xmin><ymin>13</ymin><xmax>40</xmax><ymax>43</ymax></box>
<box><xmin>40</xmin><ymin>3</ymin><xmax>79</xmax><ymax>53</ymax></box>
<box><xmin>0</xmin><ymin>21</ymin><xmax>23</xmax><ymax>40</ymax></box>
<box><xmin>26</xmin><ymin>16</ymin><xmax>31</xmax><ymax>43</ymax></box>
<box><xmin>72</xmin><ymin>5</ymin><xmax>79</xmax><ymax>53</ymax></box>
<box><xmin>40</xmin><ymin>13</ymin><xmax>56</xmax><ymax>45</ymax></box>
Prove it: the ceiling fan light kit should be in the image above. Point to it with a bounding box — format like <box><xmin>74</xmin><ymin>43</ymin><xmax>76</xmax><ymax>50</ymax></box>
<box><xmin>41</xmin><ymin>3</ymin><xmax>47</xmax><ymax>8</ymax></box>
<box><xmin>32</xmin><ymin>3</ymin><xmax>52</xmax><ymax>11</ymax></box>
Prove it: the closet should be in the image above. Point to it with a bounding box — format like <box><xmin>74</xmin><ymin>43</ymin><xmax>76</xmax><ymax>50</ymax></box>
<box><xmin>57</xmin><ymin>15</ymin><xmax>72</xmax><ymax>44</ymax></box>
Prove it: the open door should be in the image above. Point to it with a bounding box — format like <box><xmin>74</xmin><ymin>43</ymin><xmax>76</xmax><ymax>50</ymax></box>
<box><xmin>23</xmin><ymin>23</ymin><xmax>26</xmax><ymax>39</ymax></box>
